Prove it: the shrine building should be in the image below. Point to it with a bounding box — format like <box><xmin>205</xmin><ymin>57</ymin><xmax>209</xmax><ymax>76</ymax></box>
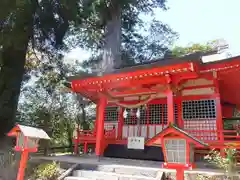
<box><xmin>67</xmin><ymin>52</ymin><xmax>240</xmax><ymax>163</ymax></box>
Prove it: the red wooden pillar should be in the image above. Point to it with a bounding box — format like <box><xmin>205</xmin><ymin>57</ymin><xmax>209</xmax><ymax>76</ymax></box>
<box><xmin>84</xmin><ymin>142</ymin><xmax>88</xmax><ymax>154</ymax></box>
<box><xmin>216</xmin><ymin>96</ymin><xmax>224</xmax><ymax>142</ymax></box>
<box><xmin>176</xmin><ymin>97</ymin><xmax>183</xmax><ymax>128</ymax></box>
<box><xmin>214</xmin><ymin>73</ymin><xmax>224</xmax><ymax>144</ymax></box>
<box><xmin>167</xmin><ymin>89</ymin><xmax>174</xmax><ymax>125</ymax></box>
<box><xmin>117</xmin><ymin>107</ymin><xmax>124</xmax><ymax>139</ymax></box>
<box><xmin>17</xmin><ymin>150</ymin><xmax>29</xmax><ymax>180</ymax></box>
<box><xmin>176</xmin><ymin>168</ymin><xmax>184</xmax><ymax>180</ymax></box>
<box><xmin>95</xmin><ymin>97</ymin><xmax>107</xmax><ymax>157</ymax></box>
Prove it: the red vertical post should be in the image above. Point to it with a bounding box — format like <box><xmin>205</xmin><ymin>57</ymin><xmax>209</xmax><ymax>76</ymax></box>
<box><xmin>176</xmin><ymin>168</ymin><xmax>184</xmax><ymax>180</ymax></box>
<box><xmin>95</xmin><ymin>97</ymin><xmax>107</xmax><ymax>157</ymax></box>
<box><xmin>186</xmin><ymin>143</ymin><xmax>190</xmax><ymax>165</ymax></box>
<box><xmin>84</xmin><ymin>142</ymin><xmax>88</xmax><ymax>154</ymax></box>
<box><xmin>146</xmin><ymin>105</ymin><xmax>150</xmax><ymax>138</ymax></box>
<box><xmin>177</xmin><ymin>97</ymin><xmax>183</xmax><ymax>128</ymax></box>
<box><xmin>167</xmin><ymin>89</ymin><xmax>174</xmax><ymax>125</ymax></box>
<box><xmin>94</xmin><ymin>103</ymin><xmax>99</xmax><ymax>135</ymax></box>
<box><xmin>117</xmin><ymin>107</ymin><xmax>124</xmax><ymax>139</ymax></box>
<box><xmin>17</xmin><ymin>151</ymin><xmax>29</xmax><ymax>180</ymax></box>
<box><xmin>214</xmin><ymin>73</ymin><xmax>224</xmax><ymax>144</ymax></box>
<box><xmin>216</xmin><ymin>97</ymin><xmax>224</xmax><ymax>141</ymax></box>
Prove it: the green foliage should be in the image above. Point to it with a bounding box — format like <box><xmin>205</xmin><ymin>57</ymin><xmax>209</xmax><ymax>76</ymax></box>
<box><xmin>30</xmin><ymin>162</ymin><xmax>60</xmax><ymax>180</ymax></box>
<box><xmin>70</xmin><ymin>0</ymin><xmax>177</xmax><ymax>69</ymax></box>
<box><xmin>1</xmin><ymin>0</ymin><xmax>176</xmax><ymax>152</ymax></box>
<box><xmin>204</xmin><ymin>148</ymin><xmax>237</xmax><ymax>179</ymax></box>
<box><xmin>196</xmin><ymin>175</ymin><xmax>219</xmax><ymax>180</ymax></box>
<box><xmin>81</xmin><ymin>19</ymin><xmax>178</xmax><ymax>70</ymax></box>
<box><xmin>18</xmin><ymin>55</ymin><xmax>94</xmax><ymax>147</ymax></box>
<box><xmin>171</xmin><ymin>39</ymin><xmax>229</xmax><ymax>58</ymax></box>
<box><xmin>69</xmin><ymin>0</ymin><xmax>168</xmax><ymax>50</ymax></box>
<box><xmin>122</xmin><ymin>19</ymin><xmax>178</xmax><ymax>64</ymax></box>
<box><xmin>171</xmin><ymin>43</ymin><xmax>213</xmax><ymax>57</ymax></box>
<box><xmin>0</xmin><ymin>0</ymin><xmax>81</xmax><ymax>51</ymax></box>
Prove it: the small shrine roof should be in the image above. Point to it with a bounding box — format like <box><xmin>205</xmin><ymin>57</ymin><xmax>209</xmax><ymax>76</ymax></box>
<box><xmin>8</xmin><ymin>124</ymin><xmax>50</xmax><ymax>140</ymax></box>
<box><xmin>146</xmin><ymin>124</ymin><xmax>208</xmax><ymax>147</ymax></box>
<box><xmin>167</xmin><ymin>124</ymin><xmax>208</xmax><ymax>146</ymax></box>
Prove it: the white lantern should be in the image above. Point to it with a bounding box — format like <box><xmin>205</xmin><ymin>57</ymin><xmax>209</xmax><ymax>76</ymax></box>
<box><xmin>123</xmin><ymin>109</ymin><xmax>128</xmax><ymax>118</ymax></box>
<box><xmin>136</xmin><ymin>108</ymin><xmax>140</xmax><ymax>119</ymax></box>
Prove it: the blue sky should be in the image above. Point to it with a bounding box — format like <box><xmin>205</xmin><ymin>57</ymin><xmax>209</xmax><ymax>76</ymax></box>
<box><xmin>67</xmin><ymin>0</ymin><xmax>240</xmax><ymax>61</ymax></box>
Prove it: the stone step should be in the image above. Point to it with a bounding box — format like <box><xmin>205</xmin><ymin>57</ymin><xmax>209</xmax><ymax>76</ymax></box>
<box><xmin>97</xmin><ymin>165</ymin><xmax>160</xmax><ymax>178</ymax></box>
<box><xmin>73</xmin><ymin>170</ymin><xmax>158</xmax><ymax>180</ymax></box>
<box><xmin>65</xmin><ymin>177</ymin><xmax>94</xmax><ymax>180</ymax></box>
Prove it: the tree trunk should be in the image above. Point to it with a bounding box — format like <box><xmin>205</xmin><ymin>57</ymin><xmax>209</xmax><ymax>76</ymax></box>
<box><xmin>0</xmin><ymin>43</ymin><xmax>29</xmax><ymax>180</ymax></box>
<box><xmin>0</xmin><ymin>9</ymin><xmax>33</xmax><ymax>180</ymax></box>
<box><xmin>100</xmin><ymin>3</ymin><xmax>122</xmax><ymax>75</ymax></box>
<box><xmin>80</xmin><ymin>105</ymin><xmax>90</xmax><ymax>130</ymax></box>
<box><xmin>67</xmin><ymin>128</ymin><xmax>74</xmax><ymax>153</ymax></box>
<box><xmin>0</xmin><ymin>46</ymin><xmax>28</xmax><ymax>137</ymax></box>
<box><xmin>43</xmin><ymin>113</ymin><xmax>51</xmax><ymax>155</ymax></box>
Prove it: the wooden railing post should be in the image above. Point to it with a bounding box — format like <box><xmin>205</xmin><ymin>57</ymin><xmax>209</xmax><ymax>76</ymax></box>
<box><xmin>17</xmin><ymin>150</ymin><xmax>29</xmax><ymax>180</ymax></box>
<box><xmin>214</xmin><ymin>74</ymin><xmax>224</xmax><ymax>143</ymax></box>
<box><xmin>216</xmin><ymin>96</ymin><xmax>224</xmax><ymax>143</ymax></box>
<box><xmin>117</xmin><ymin>107</ymin><xmax>124</xmax><ymax>139</ymax></box>
<box><xmin>166</xmin><ymin>88</ymin><xmax>174</xmax><ymax>125</ymax></box>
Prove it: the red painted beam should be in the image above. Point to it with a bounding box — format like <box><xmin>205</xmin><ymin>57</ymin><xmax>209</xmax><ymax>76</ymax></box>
<box><xmin>71</xmin><ymin>62</ymin><xmax>195</xmax><ymax>91</ymax></box>
<box><xmin>101</xmin><ymin>75</ymin><xmax>170</xmax><ymax>90</ymax></box>
<box><xmin>74</xmin><ymin>75</ymin><xmax>170</xmax><ymax>93</ymax></box>
<box><xmin>105</xmin><ymin>88</ymin><xmax>160</xmax><ymax>97</ymax></box>
<box><xmin>200</xmin><ymin>56</ymin><xmax>240</xmax><ymax>73</ymax></box>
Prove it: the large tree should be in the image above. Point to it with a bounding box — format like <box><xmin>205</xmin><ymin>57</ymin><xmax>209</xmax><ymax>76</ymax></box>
<box><xmin>0</xmin><ymin>1</ymin><xmax>174</xmax><ymax>178</ymax></box>
<box><xmin>0</xmin><ymin>0</ymin><xmax>82</xmax><ymax>143</ymax></box>
<box><xmin>0</xmin><ymin>0</ymin><xmax>176</xmax><ymax>145</ymax></box>
<box><xmin>69</xmin><ymin>0</ymin><xmax>177</xmax><ymax>73</ymax></box>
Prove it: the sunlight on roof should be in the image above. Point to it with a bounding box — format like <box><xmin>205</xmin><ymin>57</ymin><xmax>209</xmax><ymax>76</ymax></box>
<box><xmin>202</xmin><ymin>53</ymin><xmax>229</xmax><ymax>63</ymax></box>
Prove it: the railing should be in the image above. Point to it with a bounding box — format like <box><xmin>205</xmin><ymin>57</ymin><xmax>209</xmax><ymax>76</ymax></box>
<box><xmin>186</xmin><ymin>129</ymin><xmax>240</xmax><ymax>143</ymax></box>
<box><xmin>73</xmin><ymin>128</ymin><xmax>116</xmax><ymax>154</ymax></box>
<box><xmin>74</xmin><ymin>128</ymin><xmax>240</xmax><ymax>147</ymax></box>
<box><xmin>77</xmin><ymin>130</ymin><xmax>96</xmax><ymax>137</ymax></box>
<box><xmin>75</xmin><ymin>128</ymin><xmax>116</xmax><ymax>139</ymax></box>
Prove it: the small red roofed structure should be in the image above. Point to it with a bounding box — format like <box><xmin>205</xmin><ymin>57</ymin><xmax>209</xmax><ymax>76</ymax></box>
<box><xmin>146</xmin><ymin>123</ymin><xmax>207</xmax><ymax>180</ymax></box>
<box><xmin>8</xmin><ymin>124</ymin><xmax>50</xmax><ymax>180</ymax></box>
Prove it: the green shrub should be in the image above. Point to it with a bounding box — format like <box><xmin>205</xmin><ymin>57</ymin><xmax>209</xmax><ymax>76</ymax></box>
<box><xmin>31</xmin><ymin>161</ymin><xmax>60</xmax><ymax>180</ymax></box>
<box><xmin>204</xmin><ymin>148</ymin><xmax>237</xmax><ymax>180</ymax></box>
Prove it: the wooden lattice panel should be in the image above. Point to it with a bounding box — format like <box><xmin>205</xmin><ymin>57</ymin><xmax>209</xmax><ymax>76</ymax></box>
<box><xmin>104</xmin><ymin>106</ymin><xmax>119</xmax><ymax>122</ymax></box>
<box><xmin>121</xmin><ymin>104</ymin><xmax>178</xmax><ymax>138</ymax></box>
<box><xmin>182</xmin><ymin>99</ymin><xmax>217</xmax><ymax>140</ymax></box>
<box><xmin>123</xmin><ymin>106</ymin><xmax>145</xmax><ymax>137</ymax></box>
<box><xmin>149</xmin><ymin>104</ymin><xmax>178</xmax><ymax>125</ymax></box>
<box><xmin>104</xmin><ymin>106</ymin><xmax>119</xmax><ymax>137</ymax></box>
<box><xmin>164</xmin><ymin>139</ymin><xmax>186</xmax><ymax>164</ymax></box>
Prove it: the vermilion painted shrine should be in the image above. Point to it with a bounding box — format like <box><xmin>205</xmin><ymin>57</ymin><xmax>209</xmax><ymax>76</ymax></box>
<box><xmin>67</xmin><ymin>53</ymin><xmax>240</xmax><ymax>171</ymax></box>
